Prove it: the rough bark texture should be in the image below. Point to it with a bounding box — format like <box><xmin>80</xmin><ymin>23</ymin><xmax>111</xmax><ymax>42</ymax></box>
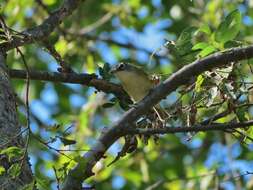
<box><xmin>0</xmin><ymin>53</ymin><xmax>33</xmax><ymax>189</ymax></box>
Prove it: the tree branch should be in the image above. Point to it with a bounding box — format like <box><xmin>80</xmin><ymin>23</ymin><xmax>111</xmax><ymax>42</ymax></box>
<box><xmin>0</xmin><ymin>0</ymin><xmax>85</xmax><ymax>52</ymax></box>
<box><xmin>0</xmin><ymin>53</ymin><xmax>33</xmax><ymax>189</ymax></box>
<box><xmin>62</xmin><ymin>31</ymin><xmax>166</xmax><ymax>60</ymax></box>
<box><xmin>62</xmin><ymin>45</ymin><xmax>253</xmax><ymax>189</ymax></box>
<box><xmin>126</xmin><ymin>120</ymin><xmax>253</xmax><ymax>135</ymax></box>
<box><xmin>75</xmin><ymin>12</ymin><xmax>114</xmax><ymax>35</ymax></box>
<box><xmin>9</xmin><ymin>69</ymin><xmax>130</xmax><ymax>102</ymax></box>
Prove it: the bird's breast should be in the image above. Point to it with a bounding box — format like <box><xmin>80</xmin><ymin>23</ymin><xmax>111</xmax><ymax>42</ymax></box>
<box><xmin>115</xmin><ymin>71</ymin><xmax>153</xmax><ymax>102</ymax></box>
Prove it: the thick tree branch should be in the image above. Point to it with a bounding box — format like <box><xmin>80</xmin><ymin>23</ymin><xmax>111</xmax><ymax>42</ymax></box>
<box><xmin>62</xmin><ymin>45</ymin><xmax>253</xmax><ymax>190</ymax></box>
<box><xmin>0</xmin><ymin>54</ymin><xmax>33</xmax><ymax>189</ymax></box>
<box><xmin>9</xmin><ymin>69</ymin><xmax>130</xmax><ymax>102</ymax></box>
<box><xmin>0</xmin><ymin>0</ymin><xmax>84</xmax><ymax>52</ymax></box>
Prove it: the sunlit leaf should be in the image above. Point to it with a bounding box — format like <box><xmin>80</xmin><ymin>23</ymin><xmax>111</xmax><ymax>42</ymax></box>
<box><xmin>43</xmin><ymin>0</ymin><xmax>56</xmax><ymax>6</ymax></box>
<box><xmin>198</xmin><ymin>45</ymin><xmax>217</xmax><ymax>57</ymax></box>
<box><xmin>0</xmin><ymin>146</ymin><xmax>24</xmax><ymax>162</ymax></box>
<box><xmin>198</xmin><ymin>24</ymin><xmax>212</xmax><ymax>34</ymax></box>
<box><xmin>195</xmin><ymin>75</ymin><xmax>204</xmax><ymax>92</ymax></box>
<box><xmin>215</xmin><ymin>9</ymin><xmax>241</xmax><ymax>44</ymax></box>
<box><xmin>55</xmin><ymin>37</ymin><xmax>68</xmax><ymax>56</ymax></box>
<box><xmin>192</xmin><ymin>42</ymin><xmax>210</xmax><ymax>51</ymax></box>
<box><xmin>86</xmin><ymin>54</ymin><xmax>95</xmax><ymax>73</ymax></box>
<box><xmin>0</xmin><ymin>166</ymin><xmax>5</xmax><ymax>175</ymax></box>
<box><xmin>8</xmin><ymin>163</ymin><xmax>21</xmax><ymax>178</ymax></box>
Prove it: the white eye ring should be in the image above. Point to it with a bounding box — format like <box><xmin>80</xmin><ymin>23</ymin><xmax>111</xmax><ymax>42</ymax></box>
<box><xmin>118</xmin><ymin>63</ymin><xmax>125</xmax><ymax>70</ymax></box>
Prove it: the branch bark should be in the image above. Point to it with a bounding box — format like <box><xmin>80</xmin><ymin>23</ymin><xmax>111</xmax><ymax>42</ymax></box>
<box><xmin>62</xmin><ymin>45</ymin><xmax>253</xmax><ymax>189</ymax></box>
<box><xmin>0</xmin><ymin>0</ymin><xmax>85</xmax><ymax>52</ymax></box>
<box><xmin>9</xmin><ymin>69</ymin><xmax>130</xmax><ymax>102</ymax></box>
<box><xmin>0</xmin><ymin>54</ymin><xmax>33</xmax><ymax>189</ymax></box>
<box><xmin>126</xmin><ymin>120</ymin><xmax>253</xmax><ymax>135</ymax></box>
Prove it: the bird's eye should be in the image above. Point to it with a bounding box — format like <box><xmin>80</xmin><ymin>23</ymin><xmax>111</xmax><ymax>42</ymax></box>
<box><xmin>118</xmin><ymin>63</ymin><xmax>125</xmax><ymax>70</ymax></box>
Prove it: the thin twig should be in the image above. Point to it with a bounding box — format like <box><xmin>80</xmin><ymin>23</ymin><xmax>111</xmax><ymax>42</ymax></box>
<box><xmin>42</xmin><ymin>40</ymin><xmax>73</xmax><ymax>73</ymax></box>
<box><xmin>36</xmin><ymin>0</ymin><xmax>51</xmax><ymax>14</ymax></box>
<box><xmin>15</xmin><ymin>47</ymin><xmax>31</xmax><ymax>169</ymax></box>
<box><xmin>75</xmin><ymin>12</ymin><xmax>114</xmax><ymax>35</ymax></box>
<box><xmin>31</xmin><ymin>133</ymin><xmax>74</xmax><ymax>160</ymax></box>
<box><xmin>61</xmin><ymin>31</ymin><xmax>165</xmax><ymax>60</ymax></box>
<box><xmin>53</xmin><ymin>166</ymin><xmax>60</xmax><ymax>190</ymax></box>
<box><xmin>0</xmin><ymin>128</ymin><xmax>29</xmax><ymax>148</ymax></box>
<box><xmin>223</xmin><ymin>171</ymin><xmax>253</xmax><ymax>182</ymax></box>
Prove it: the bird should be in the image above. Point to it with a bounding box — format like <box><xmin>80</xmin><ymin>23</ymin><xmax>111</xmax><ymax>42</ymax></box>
<box><xmin>110</xmin><ymin>62</ymin><xmax>168</xmax><ymax>121</ymax></box>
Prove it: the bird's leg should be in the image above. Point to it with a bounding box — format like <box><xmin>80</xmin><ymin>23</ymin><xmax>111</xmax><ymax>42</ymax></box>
<box><xmin>152</xmin><ymin>107</ymin><xmax>166</xmax><ymax>128</ymax></box>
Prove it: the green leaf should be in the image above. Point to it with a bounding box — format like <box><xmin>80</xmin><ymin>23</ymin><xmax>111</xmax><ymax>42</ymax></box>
<box><xmin>20</xmin><ymin>181</ymin><xmax>35</xmax><ymax>190</ymax></box>
<box><xmin>198</xmin><ymin>45</ymin><xmax>217</xmax><ymax>57</ymax></box>
<box><xmin>195</xmin><ymin>75</ymin><xmax>205</xmax><ymax>92</ymax></box>
<box><xmin>36</xmin><ymin>178</ymin><xmax>50</xmax><ymax>189</ymax></box>
<box><xmin>198</xmin><ymin>24</ymin><xmax>212</xmax><ymax>34</ymax></box>
<box><xmin>177</xmin><ymin>26</ymin><xmax>198</xmax><ymax>46</ymax></box>
<box><xmin>129</xmin><ymin>0</ymin><xmax>140</xmax><ymax>8</ymax></box>
<box><xmin>215</xmin><ymin>9</ymin><xmax>241</xmax><ymax>44</ymax></box>
<box><xmin>236</xmin><ymin>107</ymin><xmax>248</xmax><ymax>122</ymax></box>
<box><xmin>99</xmin><ymin>62</ymin><xmax>111</xmax><ymax>80</ymax></box>
<box><xmin>0</xmin><ymin>146</ymin><xmax>24</xmax><ymax>161</ymax></box>
<box><xmin>72</xmin><ymin>156</ymin><xmax>88</xmax><ymax>178</ymax></box>
<box><xmin>43</xmin><ymin>0</ymin><xmax>56</xmax><ymax>5</ymax></box>
<box><xmin>58</xmin><ymin>162</ymin><xmax>70</xmax><ymax>173</ymax></box>
<box><xmin>8</xmin><ymin>163</ymin><xmax>21</xmax><ymax>178</ymax></box>
<box><xmin>192</xmin><ymin>42</ymin><xmax>210</xmax><ymax>51</ymax></box>
<box><xmin>55</xmin><ymin>37</ymin><xmax>68</xmax><ymax>56</ymax></box>
<box><xmin>244</xmin><ymin>127</ymin><xmax>253</xmax><ymax>144</ymax></box>
<box><xmin>175</xmin><ymin>26</ymin><xmax>198</xmax><ymax>56</ymax></box>
<box><xmin>59</xmin><ymin>137</ymin><xmax>77</xmax><ymax>146</ymax></box>
<box><xmin>86</xmin><ymin>54</ymin><xmax>95</xmax><ymax>73</ymax></box>
<box><xmin>0</xmin><ymin>165</ymin><xmax>5</xmax><ymax>175</ymax></box>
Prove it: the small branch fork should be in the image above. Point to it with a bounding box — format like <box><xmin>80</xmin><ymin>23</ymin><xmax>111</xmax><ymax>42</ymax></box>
<box><xmin>0</xmin><ymin>0</ymin><xmax>85</xmax><ymax>52</ymax></box>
